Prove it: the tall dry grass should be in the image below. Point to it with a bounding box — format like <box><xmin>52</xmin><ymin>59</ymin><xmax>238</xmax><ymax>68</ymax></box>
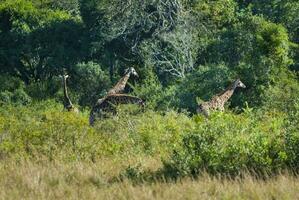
<box><xmin>0</xmin><ymin>158</ymin><xmax>299</xmax><ymax>200</ymax></box>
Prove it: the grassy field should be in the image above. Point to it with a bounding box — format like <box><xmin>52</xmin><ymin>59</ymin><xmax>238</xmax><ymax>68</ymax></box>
<box><xmin>1</xmin><ymin>158</ymin><xmax>299</xmax><ymax>200</ymax></box>
<box><xmin>0</xmin><ymin>101</ymin><xmax>299</xmax><ymax>199</ymax></box>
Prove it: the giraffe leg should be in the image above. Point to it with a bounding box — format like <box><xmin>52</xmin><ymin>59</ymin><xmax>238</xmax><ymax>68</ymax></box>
<box><xmin>89</xmin><ymin>112</ymin><xmax>95</xmax><ymax>126</ymax></box>
<box><xmin>202</xmin><ymin>108</ymin><xmax>209</xmax><ymax>118</ymax></box>
<box><xmin>219</xmin><ymin>106</ymin><xmax>225</xmax><ymax>112</ymax></box>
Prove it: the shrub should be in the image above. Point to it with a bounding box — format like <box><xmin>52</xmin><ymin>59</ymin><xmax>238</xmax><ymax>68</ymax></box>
<box><xmin>0</xmin><ymin>89</ymin><xmax>31</xmax><ymax>105</ymax></box>
<box><xmin>261</xmin><ymin>71</ymin><xmax>299</xmax><ymax>112</ymax></box>
<box><xmin>0</xmin><ymin>75</ymin><xmax>25</xmax><ymax>91</ymax></box>
<box><xmin>133</xmin><ymin>70</ymin><xmax>177</xmax><ymax>110</ymax></box>
<box><xmin>0</xmin><ymin>75</ymin><xmax>32</xmax><ymax>105</ymax></box>
<box><xmin>1</xmin><ymin>100</ymin><xmax>298</xmax><ymax>178</ymax></box>
<box><xmin>11</xmin><ymin>88</ymin><xmax>32</xmax><ymax>105</ymax></box>
<box><xmin>0</xmin><ymin>101</ymin><xmax>192</xmax><ymax>160</ymax></box>
<box><xmin>0</xmin><ymin>91</ymin><xmax>12</xmax><ymax>105</ymax></box>
<box><xmin>26</xmin><ymin>77</ymin><xmax>61</xmax><ymax>100</ymax></box>
<box><xmin>71</xmin><ymin>61</ymin><xmax>110</xmax><ymax>106</ymax></box>
<box><xmin>163</xmin><ymin>110</ymin><xmax>299</xmax><ymax>178</ymax></box>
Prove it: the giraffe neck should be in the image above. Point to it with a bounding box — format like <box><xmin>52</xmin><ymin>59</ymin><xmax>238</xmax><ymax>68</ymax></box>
<box><xmin>63</xmin><ymin>77</ymin><xmax>73</xmax><ymax>108</ymax></box>
<box><xmin>217</xmin><ymin>82</ymin><xmax>238</xmax><ymax>103</ymax></box>
<box><xmin>107</xmin><ymin>73</ymin><xmax>131</xmax><ymax>95</ymax></box>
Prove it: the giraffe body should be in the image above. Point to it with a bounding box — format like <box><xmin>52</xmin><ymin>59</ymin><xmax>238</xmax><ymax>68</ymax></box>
<box><xmin>90</xmin><ymin>67</ymin><xmax>141</xmax><ymax>125</ymax></box>
<box><xmin>197</xmin><ymin>79</ymin><xmax>246</xmax><ymax>117</ymax></box>
<box><xmin>89</xmin><ymin>94</ymin><xmax>145</xmax><ymax>125</ymax></box>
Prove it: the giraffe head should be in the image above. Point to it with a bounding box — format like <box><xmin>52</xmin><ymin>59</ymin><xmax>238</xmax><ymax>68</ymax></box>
<box><xmin>125</xmin><ymin>67</ymin><xmax>139</xmax><ymax>77</ymax></box>
<box><xmin>234</xmin><ymin>79</ymin><xmax>246</xmax><ymax>88</ymax></box>
<box><xmin>60</xmin><ymin>74</ymin><xmax>70</xmax><ymax>85</ymax></box>
<box><xmin>63</xmin><ymin>74</ymin><xmax>70</xmax><ymax>80</ymax></box>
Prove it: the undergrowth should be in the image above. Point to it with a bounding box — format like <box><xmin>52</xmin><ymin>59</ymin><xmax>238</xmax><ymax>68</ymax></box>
<box><xmin>0</xmin><ymin>100</ymin><xmax>299</xmax><ymax>179</ymax></box>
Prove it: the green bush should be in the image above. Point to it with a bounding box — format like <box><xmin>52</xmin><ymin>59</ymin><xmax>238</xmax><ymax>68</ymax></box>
<box><xmin>0</xmin><ymin>91</ymin><xmax>12</xmax><ymax>105</ymax></box>
<box><xmin>163</xmin><ymin>110</ymin><xmax>299</xmax><ymax>178</ymax></box>
<box><xmin>0</xmin><ymin>101</ymin><xmax>192</xmax><ymax>160</ymax></box>
<box><xmin>0</xmin><ymin>75</ymin><xmax>32</xmax><ymax>105</ymax></box>
<box><xmin>71</xmin><ymin>61</ymin><xmax>111</xmax><ymax>106</ymax></box>
<box><xmin>0</xmin><ymin>75</ymin><xmax>25</xmax><ymax>91</ymax></box>
<box><xmin>0</xmin><ymin>101</ymin><xmax>107</xmax><ymax>160</ymax></box>
<box><xmin>133</xmin><ymin>70</ymin><xmax>177</xmax><ymax>110</ymax></box>
<box><xmin>1</xmin><ymin>100</ymin><xmax>299</xmax><ymax>178</ymax></box>
<box><xmin>26</xmin><ymin>77</ymin><xmax>61</xmax><ymax>100</ymax></box>
<box><xmin>11</xmin><ymin>88</ymin><xmax>32</xmax><ymax>105</ymax></box>
<box><xmin>261</xmin><ymin>71</ymin><xmax>299</xmax><ymax>112</ymax></box>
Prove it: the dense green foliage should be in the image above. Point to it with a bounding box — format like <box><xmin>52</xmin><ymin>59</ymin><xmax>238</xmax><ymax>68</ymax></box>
<box><xmin>0</xmin><ymin>102</ymin><xmax>298</xmax><ymax>178</ymax></box>
<box><xmin>0</xmin><ymin>0</ymin><xmax>298</xmax><ymax>109</ymax></box>
<box><xmin>0</xmin><ymin>0</ymin><xmax>299</xmax><ymax>178</ymax></box>
<box><xmin>0</xmin><ymin>102</ymin><xmax>192</xmax><ymax>160</ymax></box>
<box><xmin>164</xmin><ymin>108</ymin><xmax>299</xmax><ymax>177</ymax></box>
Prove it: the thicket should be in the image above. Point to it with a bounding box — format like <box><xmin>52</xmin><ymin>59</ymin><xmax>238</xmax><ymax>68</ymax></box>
<box><xmin>0</xmin><ymin>101</ymin><xmax>192</xmax><ymax>160</ymax></box>
<box><xmin>0</xmin><ymin>101</ymin><xmax>298</xmax><ymax>178</ymax></box>
<box><xmin>163</xmin><ymin>109</ymin><xmax>299</xmax><ymax>177</ymax></box>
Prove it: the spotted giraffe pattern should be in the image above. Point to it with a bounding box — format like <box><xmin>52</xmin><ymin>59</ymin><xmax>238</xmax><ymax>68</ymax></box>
<box><xmin>89</xmin><ymin>67</ymin><xmax>141</xmax><ymax>125</ymax></box>
<box><xmin>89</xmin><ymin>94</ymin><xmax>145</xmax><ymax>125</ymax></box>
<box><xmin>197</xmin><ymin>79</ymin><xmax>246</xmax><ymax>117</ymax></box>
<box><xmin>107</xmin><ymin>67</ymin><xmax>138</xmax><ymax>95</ymax></box>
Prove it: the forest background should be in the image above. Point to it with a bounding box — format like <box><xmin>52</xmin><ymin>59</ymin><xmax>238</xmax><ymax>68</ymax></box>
<box><xmin>0</xmin><ymin>0</ymin><xmax>299</xmax><ymax>199</ymax></box>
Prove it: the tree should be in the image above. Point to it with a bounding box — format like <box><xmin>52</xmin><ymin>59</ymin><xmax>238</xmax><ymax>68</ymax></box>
<box><xmin>0</xmin><ymin>0</ymin><xmax>85</xmax><ymax>83</ymax></box>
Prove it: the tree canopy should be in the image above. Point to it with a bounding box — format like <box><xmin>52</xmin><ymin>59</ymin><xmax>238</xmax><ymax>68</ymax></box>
<box><xmin>0</xmin><ymin>0</ymin><xmax>298</xmax><ymax>111</ymax></box>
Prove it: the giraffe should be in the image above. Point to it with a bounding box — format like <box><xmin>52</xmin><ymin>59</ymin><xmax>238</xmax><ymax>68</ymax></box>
<box><xmin>89</xmin><ymin>94</ymin><xmax>145</xmax><ymax>125</ymax></box>
<box><xmin>89</xmin><ymin>67</ymin><xmax>142</xmax><ymax>125</ymax></box>
<box><xmin>197</xmin><ymin>79</ymin><xmax>246</xmax><ymax>117</ymax></box>
<box><xmin>107</xmin><ymin>67</ymin><xmax>138</xmax><ymax>95</ymax></box>
<box><xmin>62</xmin><ymin>74</ymin><xmax>79</xmax><ymax>113</ymax></box>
